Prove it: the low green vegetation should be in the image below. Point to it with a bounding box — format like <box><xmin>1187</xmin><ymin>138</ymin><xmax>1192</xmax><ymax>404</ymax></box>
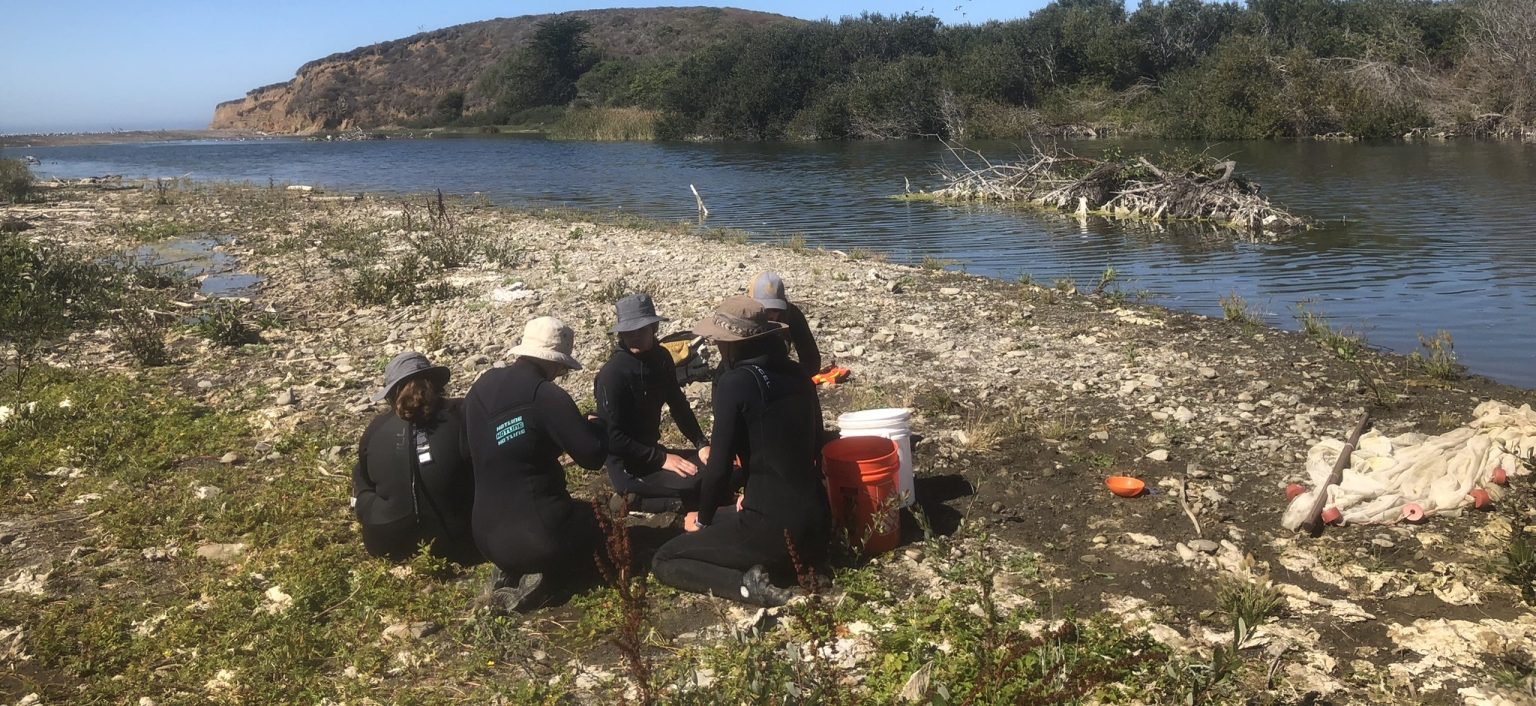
<box><xmin>1411</xmin><ymin>330</ymin><xmax>1463</xmax><ymax>380</ymax></box>
<box><xmin>193</xmin><ymin>298</ymin><xmax>260</xmax><ymax>347</ymax></box>
<box><xmin>1294</xmin><ymin>302</ymin><xmax>1364</xmax><ymax>361</ymax></box>
<box><xmin>1220</xmin><ymin>292</ymin><xmax>1263</xmax><ymax>326</ymax></box>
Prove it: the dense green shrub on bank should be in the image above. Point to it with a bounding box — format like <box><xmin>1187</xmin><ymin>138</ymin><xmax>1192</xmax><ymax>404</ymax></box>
<box><xmin>1</xmin><ymin>158</ymin><xmax>33</xmax><ymax>203</ymax></box>
<box><xmin>454</xmin><ymin>0</ymin><xmax>1532</xmax><ymax>141</ymax></box>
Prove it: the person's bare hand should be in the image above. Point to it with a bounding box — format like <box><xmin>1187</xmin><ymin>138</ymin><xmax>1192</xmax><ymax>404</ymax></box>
<box><xmin>683</xmin><ymin>511</ymin><xmax>702</xmax><ymax>532</ymax></box>
<box><xmin>663</xmin><ymin>453</ymin><xmax>699</xmax><ymax>476</ymax></box>
<box><xmin>698</xmin><ymin>445</ymin><xmax>712</xmax><ymax>465</ymax></box>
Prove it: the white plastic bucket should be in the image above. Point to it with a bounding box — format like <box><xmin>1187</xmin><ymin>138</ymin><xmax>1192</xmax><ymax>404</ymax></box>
<box><xmin>837</xmin><ymin>408</ymin><xmax>914</xmax><ymax>507</ymax></box>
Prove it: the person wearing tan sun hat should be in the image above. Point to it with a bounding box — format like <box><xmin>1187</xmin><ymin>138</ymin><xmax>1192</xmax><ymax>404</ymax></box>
<box><xmin>650</xmin><ymin>296</ymin><xmax>831</xmax><ymax>606</ymax></box>
<box><xmin>464</xmin><ymin>316</ymin><xmax>608</xmax><ymax>613</ymax></box>
<box><xmin>748</xmin><ymin>271</ymin><xmax>821</xmax><ymax>376</ymax></box>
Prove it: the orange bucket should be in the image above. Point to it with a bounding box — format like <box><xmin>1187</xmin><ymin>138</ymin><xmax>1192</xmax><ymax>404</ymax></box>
<box><xmin>822</xmin><ymin>436</ymin><xmax>901</xmax><ymax>555</ymax></box>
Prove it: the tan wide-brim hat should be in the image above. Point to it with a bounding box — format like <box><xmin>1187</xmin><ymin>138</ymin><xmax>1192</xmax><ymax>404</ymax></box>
<box><xmin>510</xmin><ymin>316</ymin><xmax>583</xmax><ymax>370</ymax></box>
<box><xmin>693</xmin><ymin>295</ymin><xmax>788</xmax><ymax>343</ymax></box>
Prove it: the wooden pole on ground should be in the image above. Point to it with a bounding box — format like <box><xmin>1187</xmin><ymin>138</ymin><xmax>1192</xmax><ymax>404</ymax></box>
<box><xmin>1298</xmin><ymin>410</ymin><xmax>1372</xmax><ymax>537</ymax></box>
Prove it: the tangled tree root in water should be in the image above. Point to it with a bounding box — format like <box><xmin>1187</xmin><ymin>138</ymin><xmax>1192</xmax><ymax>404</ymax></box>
<box><xmin>912</xmin><ymin>141</ymin><xmax>1310</xmax><ymax>237</ymax></box>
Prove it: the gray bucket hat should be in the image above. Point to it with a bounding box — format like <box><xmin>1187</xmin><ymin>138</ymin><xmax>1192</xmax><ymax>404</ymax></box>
<box><xmin>613</xmin><ymin>293</ymin><xmax>668</xmax><ymax>333</ymax></box>
<box><xmin>748</xmin><ymin>271</ymin><xmax>790</xmax><ymax>310</ymax></box>
<box><xmin>371</xmin><ymin>351</ymin><xmax>451</xmax><ymax>402</ymax></box>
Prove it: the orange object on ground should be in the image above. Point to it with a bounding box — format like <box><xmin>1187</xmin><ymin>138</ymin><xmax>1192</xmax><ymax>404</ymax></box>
<box><xmin>1491</xmin><ymin>467</ymin><xmax>1508</xmax><ymax>486</ymax></box>
<box><xmin>1285</xmin><ymin>483</ymin><xmax>1306</xmax><ymax>500</ymax></box>
<box><xmin>1321</xmin><ymin>507</ymin><xmax>1343</xmax><ymax>525</ymax></box>
<box><xmin>1470</xmin><ymin>488</ymin><xmax>1492</xmax><ymax>509</ymax></box>
<box><xmin>822</xmin><ymin>436</ymin><xmax>901</xmax><ymax>555</ymax></box>
<box><xmin>812</xmin><ymin>366</ymin><xmax>851</xmax><ymax>386</ymax></box>
<box><xmin>1105</xmin><ymin>476</ymin><xmax>1145</xmax><ymax>498</ymax></box>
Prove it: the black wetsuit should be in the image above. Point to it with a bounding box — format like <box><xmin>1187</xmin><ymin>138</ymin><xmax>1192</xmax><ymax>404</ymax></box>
<box><xmin>351</xmin><ymin>401</ymin><xmax>479</xmax><ymax>564</ymax></box>
<box><xmin>651</xmin><ymin>352</ymin><xmax>830</xmax><ymax>599</ymax></box>
<box><xmin>464</xmin><ymin>359</ymin><xmax>608</xmax><ymax>577</ymax></box>
<box><xmin>780</xmin><ymin>303</ymin><xmax>821</xmax><ymax>376</ymax></box>
<box><xmin>594</xmin><ymin>343</ymin><xmax>709</xmax><ymax>508</ymax></box>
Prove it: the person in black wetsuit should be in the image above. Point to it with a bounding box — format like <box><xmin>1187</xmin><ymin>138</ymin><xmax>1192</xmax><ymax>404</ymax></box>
<box><xmin>749</xmin><ymin>271</ymin><xmax>822</xmax><ymax>377</ymax></box>
<box><xmin>351</xmin><ymin>351</ymin><xmax>480</xmax><ymax>565</ymax></box>
<box><xmin>464</xmin><ymin>317</ymin><xmax>608</xmax><ymax>612</ymax></box>
<box><xmin>595</xmin><ymin>293</ymin><xmax>711</xmax><ymax>515</ymax></box>
<box><xmin>651</xmin><ymin>296</ymin><xmax>831</xmax><ymax>606</ymax></box>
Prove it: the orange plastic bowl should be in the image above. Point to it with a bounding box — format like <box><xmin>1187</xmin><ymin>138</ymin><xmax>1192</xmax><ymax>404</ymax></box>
<box><xmin>1105</xmin><ymin>476</ymin><xmax>1146</xmax><ymax>498</ymax></box>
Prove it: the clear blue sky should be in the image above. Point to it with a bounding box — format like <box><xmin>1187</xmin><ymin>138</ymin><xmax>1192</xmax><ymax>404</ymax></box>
<box><xmin>0</xmin><ymin>1</ymin><xmax>1060</xmax><ymax>134</ymax></box>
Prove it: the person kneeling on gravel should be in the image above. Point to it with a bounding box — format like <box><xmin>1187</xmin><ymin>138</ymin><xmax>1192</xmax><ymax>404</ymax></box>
<box><xmin>651</xmin><ymin>296</ymin><xmax>832</xmax><ymax>607</ymax></box>
<box><xmin>464</xmin><ymin>317</ymin><xmax>609</xmax><ymax>613</ymax></box>
<box><xmin>595</xmin><ymin>293</ymin><xmax>715</xmax><ymax>517</ymax></box>
<box><xmin>749</xmin><ymin>271</ymin><xmax>821</xmax><ymax>377</ymax></box>
<box><xmin>352</xmin><ymin>351</ymin><xmax>480</xmax><ymax>565</ymax></box>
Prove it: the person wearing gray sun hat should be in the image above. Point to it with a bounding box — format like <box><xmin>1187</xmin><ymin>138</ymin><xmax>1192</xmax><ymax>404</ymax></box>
<box><xmin>595</xmin><ymin>293</ymin><xmax>714</xmax><ymax>517</ymax></box>
<box><xmin>464</xmin><ymin>316</ymin><xmax>609</xmax><ymax>613</ymax></box>
<box><xmin>748</xmin><ymin>271</ymin><xmax>821</xmax><ymax>376</ymax></box>
<box><xmin>352</xmin><ymin>351</ymin><xmax>480</xmax><ymax>565</ymax></box>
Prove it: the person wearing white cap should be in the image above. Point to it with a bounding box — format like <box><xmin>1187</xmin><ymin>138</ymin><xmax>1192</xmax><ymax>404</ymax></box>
<box><xmin>748</xmin><ymin>271</ymin><xmax>821</xmax><ymax>376</ymax></box>
<box><xmin>463</xmin><ymin>316</ymin><xmax>608</xmax><ymax>612</ymax></box>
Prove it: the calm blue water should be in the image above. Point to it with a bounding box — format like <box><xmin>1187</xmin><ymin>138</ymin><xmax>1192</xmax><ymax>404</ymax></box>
<box><xmin>9</xmin><ymin>135</ymin><xmax>1536</xmax><ymax>387</ymax></box>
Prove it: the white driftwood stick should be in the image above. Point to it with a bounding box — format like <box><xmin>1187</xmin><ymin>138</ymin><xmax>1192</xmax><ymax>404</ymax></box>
<box><xmin>690</xmin><ymin>184</ymin><xmax>708</xmax><ymax>220</ymax></box>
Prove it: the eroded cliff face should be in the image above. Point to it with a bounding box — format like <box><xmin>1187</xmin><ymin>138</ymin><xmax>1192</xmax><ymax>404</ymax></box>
<box><xmin>209</xmin><ymin>7</ymin><xmax>799</xmax><ymax>133</ymax></box>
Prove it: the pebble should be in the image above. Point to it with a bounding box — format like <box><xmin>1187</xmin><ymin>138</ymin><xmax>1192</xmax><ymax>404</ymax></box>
<box><xmin>990</xmin><ymin>501</ymin><xmax>1004</xmax><ymax>514</ymax></box>
<box><xmin>219</xmin><ymin>452</ymin><xmax>241</xmax><ymax>465</ymax></box>
<box><xmin>1088</xmin><ymin>430</ymin><xmax>1109</xmax><ymax>442</ymax></box>
<box><xmin>197</xmin><ymin>380</ymin><xmax>213</xmax><ymax>390</ymax></box>
<box><xmin>1126</xmin><ymin>533</ymin><xmax>1163</xmax><ymax>548</ymax></box>
<box><xmin>903</xmin><ymin>548</ymin><xmax>923</xmax><ymax>562</ymax></box>
<box><xmin>275</xmin><ymin>388</ymin><xmax>295</xmax><ymax>406</ymax></box>
<box><xmin>1091</xmin><ymin>535</ymin><xmax>1108</xmax><ymax>545</ymax></box>
<box><xmin>1145</xmin><ymin>449</ymin><xmax>1170</xmax><ymax>462</ymax></box>
<box><xmin>1187</xmin><ymin>539</ymin><xmax>1219</xmax><ymax>554</ymax></box>
<box><xmin>939</xmin><ymin>287</ymin><xmax>961</xmax><ymax>295</ymax></box>
<box><xmin>1175</xmin><ymin>543</ymin><xmax>1197</xmax><ymax>562</ymax></box>
<box><xmin>1371</xmin><ymin>538</ymin><xmax>1395</xmax><ymax>549</ymax></box>
<box><xmin>195</xmin><ymin>542</ymin><xmax>248</xmax><ymax>564</ymax></box>
<box><xmin>1199</xmin><ymin>367</ymin><xmax>1219</xmax><ymax>379</ymax></box>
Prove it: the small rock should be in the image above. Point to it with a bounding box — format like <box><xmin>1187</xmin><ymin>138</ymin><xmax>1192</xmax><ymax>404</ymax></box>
<box><xmin>1175</xmin><ymin>543</ymin><xmax>1197</xmax><ymax>562</ymax></box>
<box><xmin>275</xmin><ymin>389</ymin><xmax>295</xmax><ymax>406</ymax></box>
<box><xmin>195</xmin><ymin>542</ymin><xmax>247</xmax><ymax>564</ymax></box>
<box><xmin>1145</xmin><ymin>449</ymin><xmax>1170</xmax><ymax>462</ymax></box>
<box><xmin>1091</xmin><ymin>535</ymin><xmax>1108</xmax><ymax>545</ymax></box>
<box><xmin>1146</xmin><ymin>431</ymin><xmax>1169</xmax><ymax>445</ymax></box>
<box><xmin>197</xmin><ymin>380</ymin><xmax>214</xmax><ymax>390</ymax></box>
<box><xmin>1188</xmin><ymin>539</ymin><xmax>1219</xmax><ymax>554</ymax></box>
<box><xmin>195</xmin><ymin>485</ymin><xmax>223</xmax><ymax>500</ymax></box>
<box><xmin>939</xmin><ymin>287</ymin><xmax>961</xmax><ymax>296</ymax></box>
<box><xmin>1371</xmin><ymin>538</ymin><xmax>1394</xmax><ymax>549</ymax></box>
<box><xmin>990</xmin><ymin>501</ymin><xmax>1004</xmax><ymax>514</ymax></box>
<box><xmin>1126</xmin><ymin>533</ymin><xmax>1163</xmax><ymax>548</ymax></box>
<box><xmin>903</xmin><ymin>548</ymin><xmax>924</xmax><ymax>562</ymax></box>
<box><xmin>1172</xmin><ymin>407</ymin><xmax>1196</xmax><ymax>424</ymax></box>
<box><xmin>219</xmin><ymin>452</ymin><xmax>241</xmax><ymax>465</ymax></box>
<box><xmin>1088</xmin><ymin>430</ymin><xmax>1109</xmax><ymax>442</ymax></box>
<box><xmin>1199</xmin><ymin>367</ymin><xmax>1219</xmax><ymax>379</ymax></box>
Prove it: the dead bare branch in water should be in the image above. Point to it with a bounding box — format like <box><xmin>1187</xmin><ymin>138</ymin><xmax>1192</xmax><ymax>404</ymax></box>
<box><xmin>914</xmin><ymin>139</ymin><xmax>1309</xmax><ymax>237</ymax></box>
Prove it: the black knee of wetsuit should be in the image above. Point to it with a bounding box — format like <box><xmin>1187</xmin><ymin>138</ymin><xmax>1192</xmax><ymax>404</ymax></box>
<box><xmin>651</xmin><ymin>507</ymin><xmax>827</xmax><ymax>600</ymax></box>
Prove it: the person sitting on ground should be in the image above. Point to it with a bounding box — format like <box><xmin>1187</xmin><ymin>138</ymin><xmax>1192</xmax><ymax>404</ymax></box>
<box><xmin>352</xmin><ymin>351</ymin><xmax>480</xmax><ymax>565</ymax></box>
<box><xmin>651</xmin><ymin>296</ymin><xmax>832</xmax><ymax>607</ymax></box>
<box><xmin>595</xmin><ymin>293</ymin><xmax>712</xmax><ymax>515</ymax></box>
<box><xmin>464</xmin><ymin>317</ymin><xmax>608</xmax><ymax>612</ymax></box>
<box><xmin>749</xmin><ymin>271</ymin><xmax>821</xmax><ymax>377</ymax></box>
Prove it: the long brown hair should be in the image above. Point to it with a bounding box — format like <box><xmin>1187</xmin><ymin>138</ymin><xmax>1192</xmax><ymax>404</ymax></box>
<box><xmin>392</xmin><ymin>376</ymin><xmax>444</xmax><ymax>425</ymax></box>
